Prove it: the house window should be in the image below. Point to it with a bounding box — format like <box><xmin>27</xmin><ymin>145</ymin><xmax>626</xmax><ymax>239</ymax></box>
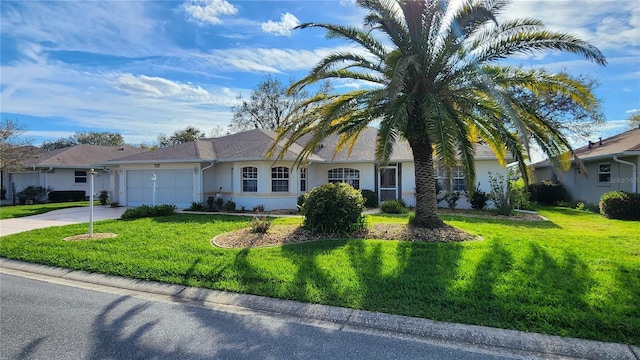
<box><xmin>300</xmin><ymin>168</ymin><xmax>307</xmax><ymax>192</ymax></box>
<box><xmin>328</xmin><ymin>168</ymin><xmax>360</xmax><ymax>189</ymax></box>
<box><xmin>598</xmin><ymin>163</ymin><xmax>611</xmax><ymax>183</ymax></box>
<box><xmin>452</xmin><ymin>166</ymin><xmax>466</xmax><ymax>192</ymax></box>
<box><xmin>75</xmin><ymin>170</ymin><xmax>87</xmax><ymax>183</ymax></box>
<box><xmin>434</xmin><ymin>165</ymin><xmax>466</xmax><ymax>192</ymax></box>
<box><xmin>271</xmin><ymin>166</ymin><xmax>289</xmax><ymax>192</ymax></box>
<box><xmin>242</xmin><ymin>166</ymin><xmax>258</xmax><ymax>192</ymax></box>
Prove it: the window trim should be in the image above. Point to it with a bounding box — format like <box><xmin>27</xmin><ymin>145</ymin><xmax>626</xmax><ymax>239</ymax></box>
<box><xmin>241</xmin><ymin>166</ymin><xmax>258</xmax><ymax>193</ymax></box>
<box><xmin>598</xmin><ymin>163</ymin><xmax>611</xmax><ymax>185</ymax></box>
<box><xmin>327</xmin><ymin>167</ymin><xmax>360</xmax><ymax>190</ymax></box>
<box><xmin>434</xmin><ymin>165</ymin><xmax>466</xmax><ymax>192</ymax></box>
<box><xmin>299</xmin><ymin>168</ymin><xmax>307</xmax><ymax>192</ymax></box>
<box><xmin>74</xmin><ymin>170</ymin><xmax>87</xmax><ymax>184</ymax></box>
<box><xmin>271</xmin><ymin>166</ymin><xmax>290</xmax><ymax>193</ymax></box>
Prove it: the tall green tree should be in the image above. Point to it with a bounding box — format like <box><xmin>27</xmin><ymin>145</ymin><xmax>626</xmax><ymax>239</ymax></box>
<box><xmin>74</xmin><ymin>131</ymin><xmax>124</xmax><ymax>146</ymax></box>
<box><xmin>271</xmin><ymin>0</ymin><xmax>606</xmax><ymax>227</ymax></box>
<box><xmin>510</xmin><ymin>73</ymin><xmax>604</xmax><ymax>140</ymax></box>
<box><xmin>157</xmin><ymin>126</ymin><xmax>206</xmax><ymax>148</ymax></box>
<box><xmin>41</xmin><ymin>131</ymin><xmax>124</xmax><ymax>150</ymax></box>
<box><xmin>40</xmin><ymin>137</ymin><xmax>77</xmax><ymax>151</ymax></box>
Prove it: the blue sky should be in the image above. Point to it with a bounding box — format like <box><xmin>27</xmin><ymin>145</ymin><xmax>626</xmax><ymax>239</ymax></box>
<box><xmin>1</xmin><ymin>0</ymin><xmax>638</xmax><ymax>148</ymax></box>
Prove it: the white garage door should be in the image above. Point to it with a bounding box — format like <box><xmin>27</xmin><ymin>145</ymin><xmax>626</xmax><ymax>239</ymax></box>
<box><xmin>126</xmin><ymin>169</ymin><xmax>193</xmax><ymax>208</ymax></box>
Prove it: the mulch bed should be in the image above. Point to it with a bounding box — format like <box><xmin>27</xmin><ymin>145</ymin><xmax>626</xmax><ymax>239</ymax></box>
<box><xmin>212</xmin><ymin>223</ymin><xmax>478</xmax><ymax>249</ymax></box>
<box><xmin>212</xmin><ymin>209</ymin><xmax>547</xmax><ymax>249</ymax></box>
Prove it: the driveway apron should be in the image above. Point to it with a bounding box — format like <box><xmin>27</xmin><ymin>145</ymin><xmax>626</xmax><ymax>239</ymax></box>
<box><xmin>0</xmin><ymin>206</ymin><xmax>127</xmax><ymax>236</ymax></box>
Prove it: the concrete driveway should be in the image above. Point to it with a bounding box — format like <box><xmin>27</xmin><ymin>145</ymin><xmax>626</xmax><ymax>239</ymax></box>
<box><xmin>0</xmin><ymin>206</ymin><xmax>127</xmax><ymax>237</ymax></box>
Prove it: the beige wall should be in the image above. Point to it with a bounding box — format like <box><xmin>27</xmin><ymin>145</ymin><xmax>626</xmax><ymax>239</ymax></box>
<box><xmin>536</xmin><ymin>155</ymin><xmax>639</xmax><ymax>205</ymax></box>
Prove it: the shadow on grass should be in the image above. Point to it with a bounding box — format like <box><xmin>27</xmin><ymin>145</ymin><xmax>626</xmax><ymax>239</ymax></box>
<box><xmin>441</xmin><ymin>214</ymin><xmax>561</xmax><ymax>229</ymax></box>
<box><xmin>226</xmin><ymin>233</ymin><xmax>638</xmax><ymax>345</ymax></box>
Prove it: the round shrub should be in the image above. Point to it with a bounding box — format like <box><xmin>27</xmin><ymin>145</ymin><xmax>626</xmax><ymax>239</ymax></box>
<box><xmin>360</xmin><ymin>189</ymin><xmax>378</xmax><ymax>208</ymax></box>
<box><xmin>599</xmin><ymin>191</ymin><xmax>640</xmax><ymax>220</ymax></box>
<box><xmin>301</xmin><ymin>183</ymin><xmax>365</xmax><ymax>234</ymax></box>
<box><xmin>380</xmin><ymin>199</ymin><xmax>408</xmax><ymax>214</ymax></box>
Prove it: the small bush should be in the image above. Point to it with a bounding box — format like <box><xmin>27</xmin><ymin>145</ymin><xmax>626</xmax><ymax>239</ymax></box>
<box><xmin>488</xmin><ymin>172</ymin><xmax>513</xmax><ymax>216</ymax></box>
<box><xmin>529</xmin><ymin>179</ymin><xmax>567</xmax><ymax>205</ymax></box>
<box><xmin>509</xmin><ymin>178</ymin><xmax>530</xmax><ymax>210</ymax></box>
<box><xmin>188</xmin><ymin>202</ymin><xmax>206</xmax><ymax>211</ymax></box>
<box><xmin>98</xmin><ymin>190</ymin><xmax>110</xmax><ymax>205</ymax></box>
<box><xmin>215</xmin><ymin>197</ymin><xmax>224</xmax><ymax>210</ymax></box>
<box><xmin>47</xmin><ymin>190</ymin><xmax>85</xmax><ymax>203</ymax></box>
<box><xmin>206</xmin><ymin>197</ymin><xmax>215</xmax><ymax>210</ymax></box>
<box><xmin>223</xmin><ymin>200</ymin><xmax>236</xmax><ymax>212</ymax></box>
<box><xmin>443</xmin><ymin>192</ymin><xmax>460</xmax><ymax>210</ymax></box>
<box><xmin>599</xmin><ymin>191</ymin><xmax>640</xmax><ymax>220</ymax></box>
<box><xmin>297</xmin><ymin>194</ymin><xmax>307</xmax><ymax>211</ymax></box>
<box><xmin>253</xmin><ymin>204</ymin><xmax>265</xmax><ymax>213</ymax></box>
<box><xmin>18</xmin><ymin>186</ymin><xmax>51</xmax><ymax>204</ymax></box>
<box><xmin>469</xmin><ymin>184</ymin><xmax>488</xmax><ymax>209</ymax></box>
<box><xmin>121</xmin><ymin>204</ymin><xmax>176</xmax><ymax>220</ymax></box>
<box><xmin>301</xmin><ymin>182</ymin><xmax>365</xmax><ymax>234</ymax></box>
<box><xmin>250</xmin><ymin>215</ymin><xmax>271</xmax><ymax>234</ymax></box>
<box><xmin>110</xmin><ymin>201</ymin><xmax>120</xmax><ymax>208</ymax></box>
<box><xmin>380</xmin><ymin>199</ymin><xmax>408</xmax><ymax>214</ymax></box>
<box><xmin>360</xmin><ymin>189</ymin><xmax>378</xmax><ymax>208</ymax></box>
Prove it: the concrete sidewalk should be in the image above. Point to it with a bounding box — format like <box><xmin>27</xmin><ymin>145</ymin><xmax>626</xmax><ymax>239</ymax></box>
<box><xmin>0</xmin><ymin>206</ymin><xmax>127</xmax><ymax>236</ymax></box>
<box><xmin>1</xmin><ymin>258</ymin><xmax>638</xmax><ymax>360</ymax></box>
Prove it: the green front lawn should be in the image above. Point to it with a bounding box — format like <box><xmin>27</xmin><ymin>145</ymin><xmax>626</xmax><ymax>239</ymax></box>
<box><xmin>0</xmin><ymin>201</ymin><xmax>95</xmax><ymax>219</ymax></box>
<box><xmin>0</xmin><ymin>208</ymin><xmax>638</xmax><ymax>345</ymax></box>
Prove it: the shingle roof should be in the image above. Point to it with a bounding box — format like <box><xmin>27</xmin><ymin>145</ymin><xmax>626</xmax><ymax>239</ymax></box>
<box><xmin>305</xmin><ymin>127</ymin><xmax>504</xmax><ymax>162</ymax></box>
<box><xmin>110</xmin><ymin>140</ymin><xmax>214</xmax><ymax>162</ymax></box>
<box><xmin>533</xmin><ymin>127</ymin><xmax>640</xmax><ymax>167</ymax></box>
<box><xmin>572</xmin><ymin>127</ymin><xmax>640</xmax><ymax>159</ymax></box>
<box><xmin>26</xmin><ymin>144</ymin><xmax>148</xmax><ymax>168</ymax></box>
<box><xmin>104</xmin><ymin>127</ymin><xmax>505</xmax><ymax>165</ymax></box>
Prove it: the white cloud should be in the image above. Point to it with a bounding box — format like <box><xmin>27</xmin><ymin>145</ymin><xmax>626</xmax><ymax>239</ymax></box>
<box><xmin>184</xmin><ymin>0</ymin><xmax>238</xmax><ymax>25</ymax></box>
<box><xmin>501</xmin><ymin>1</ymin><xmax>639</xmax><ymax>51</ymax></box>
<box><xmin>626</xmin><ymin>109</ymin><xmax>640</xmax><ymax>114</ymax></box>
<box><xmin>114</xmin><ymin>74</ymin><xmax>215</xmax><ymax>102</ymax></box>
<box><xmin>198</xmin><ymin>45</ymin><xmax>363</xmax><ymax>73</ymax></box>
<box><xmin>261</xmin><ymin>12</ymin><xmax>300</xmax><ymax>36</ymax></box>
<box><xmin>0</xmin><ymin>1</ymin><xmax>165</xmax><ymax>58</ymax></box>
<box><xmin>0</xmin><ymin>60</ymin><xmax>240</xmax><ymax>144</ymax></box>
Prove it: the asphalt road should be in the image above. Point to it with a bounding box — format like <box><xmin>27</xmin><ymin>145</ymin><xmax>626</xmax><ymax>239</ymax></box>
<box><xmin>0</xmin><ymin>273</ymin><xmax>523</xmax><ymax>360</ymax></box>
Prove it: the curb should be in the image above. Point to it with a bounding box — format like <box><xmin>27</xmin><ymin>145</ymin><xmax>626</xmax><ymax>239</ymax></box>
<box><xmin>1</xmin><ymin>258</ymin><xmax>638</xmax><ymax>360</ymax></box>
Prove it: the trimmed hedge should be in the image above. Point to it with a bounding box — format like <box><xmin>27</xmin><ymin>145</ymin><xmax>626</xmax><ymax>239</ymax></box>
<box><xmin>48</xmin><ymin>190</ymin><xmax>86</xmax><ymax>203</ymax></box>
<box><xmin>529</xmin><ymin>179</ymin><xmax>567</xmax><ymax>205</ymax></box>
<box><xmin>301</xmin><ymin>183</ymin><xmax>365</xmax><ymax>234</ymax></box>
<box><xmin>360</xmin><ymin>189</ymin><xmax>378</xmax><ymax>208</ymax></box>
<box><xmin>599</xmin><ymin>191</ymin><xmax>640</xmax><ymax>220</ymax></box>
<box><xmin>121</xmin><ymin>204</ymin><xmax>177</xmax><ymax>220</ymax></box>
<box><xmin>380</xmin><ymin>199</ymin><xmax>409</xmax><ymax>214</ymax></box>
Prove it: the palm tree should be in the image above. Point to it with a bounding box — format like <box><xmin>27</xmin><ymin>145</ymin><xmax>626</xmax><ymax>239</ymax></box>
<box><xmin>271</xmin><ymin>0</ymin><xmax>606</xmax><ymax>228</ymax></box>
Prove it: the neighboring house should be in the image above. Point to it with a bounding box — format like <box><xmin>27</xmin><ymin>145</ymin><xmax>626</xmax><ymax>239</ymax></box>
<box><xmin>102</xmin><ymin>127</ymin><xmax>513</xmax><ymax>210</ymax></box>
<box><xmin>533</xmin><ymin>126</ymin><xmax>640</xmax><ymax>205</ymax></box>
<box><xmin>7</xmin><ymin>144</ymin><xmax>147</xmax><ymax>203</ymax></box>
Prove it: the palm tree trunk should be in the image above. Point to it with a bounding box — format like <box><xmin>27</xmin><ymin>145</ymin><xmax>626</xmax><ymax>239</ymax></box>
<box><xmin>408</xmin><ymin>137</ymin><xmax>444</xmax><ymax>228</ymax></box>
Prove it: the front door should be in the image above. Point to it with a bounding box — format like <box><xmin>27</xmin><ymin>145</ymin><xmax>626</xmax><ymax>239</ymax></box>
<box><xmin>379</xmin><ymin>166</ymin><xmax>397</xmax><ymax>202</ymax></box>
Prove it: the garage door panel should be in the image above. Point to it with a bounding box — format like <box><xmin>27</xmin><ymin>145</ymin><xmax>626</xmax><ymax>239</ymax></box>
<box><xmin>127</xmin><ymin>169</ymin><xmax>193</xmax><ymax>207</ymax></box>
